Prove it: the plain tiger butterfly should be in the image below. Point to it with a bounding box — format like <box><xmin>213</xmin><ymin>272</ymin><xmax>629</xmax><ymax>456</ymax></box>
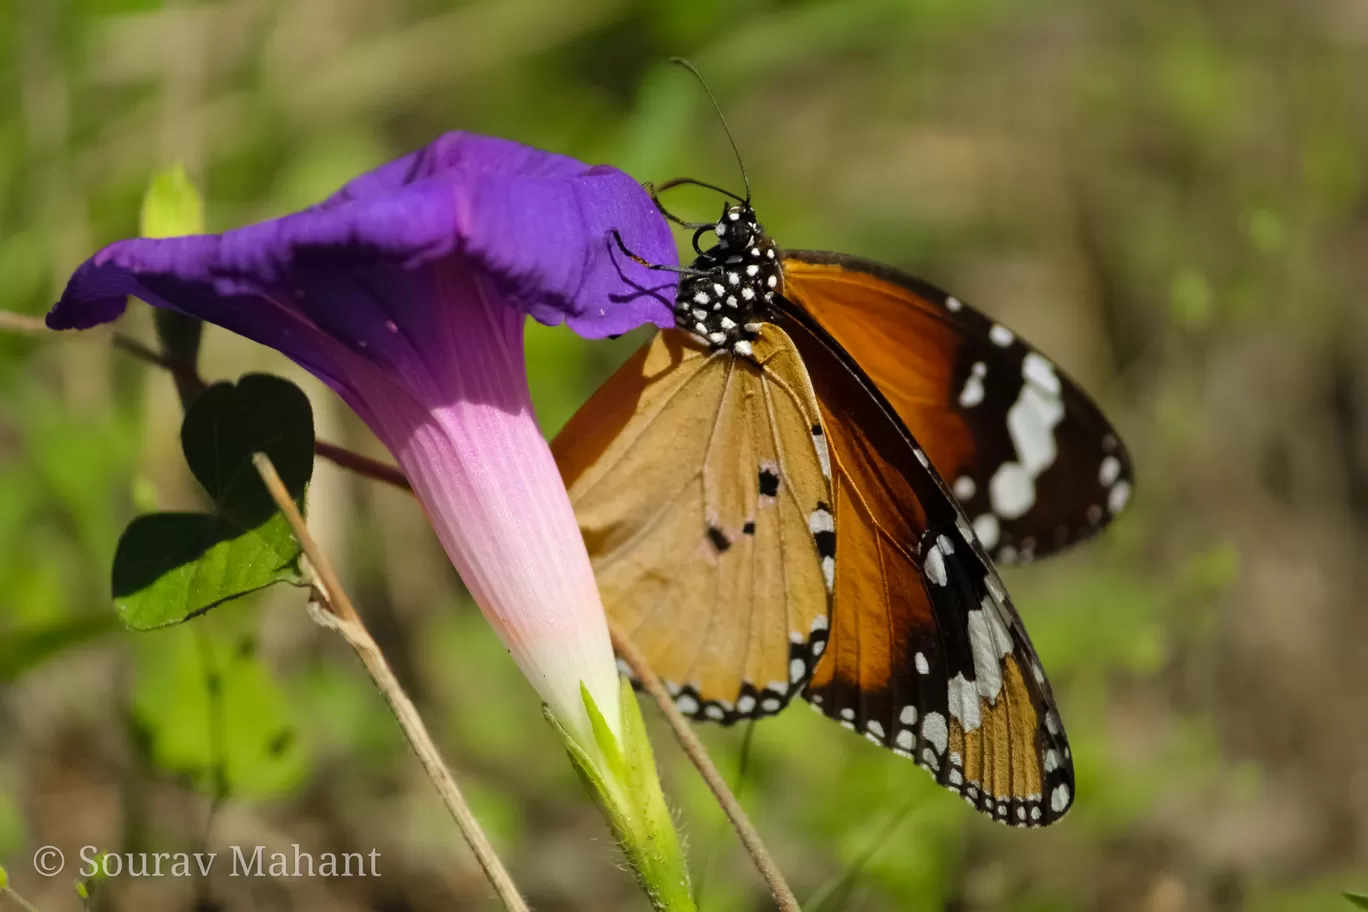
<box><xmin>550</xmin><ymin>61</ymin><xmax>1133</xmax><ymax>827</ymax></box>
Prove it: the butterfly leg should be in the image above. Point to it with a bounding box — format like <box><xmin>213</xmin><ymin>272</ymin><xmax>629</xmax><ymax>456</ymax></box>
<box><xmin>609</xmin><ymin>229</ymin><xmax>711</xmax><ymax>278</ymax></box>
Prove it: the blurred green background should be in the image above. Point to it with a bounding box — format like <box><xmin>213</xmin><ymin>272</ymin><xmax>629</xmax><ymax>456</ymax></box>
<box><xmin>2</xmin><ymin>1</ymin><xmax>1366</xmax><ymax>909</ymax></box>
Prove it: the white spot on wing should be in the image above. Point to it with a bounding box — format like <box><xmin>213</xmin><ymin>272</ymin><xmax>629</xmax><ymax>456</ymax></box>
<box><xmin>915</xmin><ymin>652</ymin><xmax>929</xmax><ymax>675</ymax></box>
<box><xmin>924</xmin><ymin>543</ymin><xmax>948</xmax><ymax>587</ymax></box>
<box><xmin>808</xmin><ymin>508</ymin><xmax>834</xmax><ymax>535</ymax></box>
<box><xmin>1108</xmin><ymin>480</ymin><xmax>1132</xmax><ymax>514</ymax></box>
<box><xmin>953</xmin><ymin>476</ymin><xmax>976</xmax><ymax>501</ymax></box>
<box><xmin>1022</xmin><ymin>352</ymin><xmax>1061</xmax><ymax>395</ymax></box>
<box><xmin>988</xmin><ymin>363</ymin><xmax>1065</xmax><ymax>520</ymax></box>
<box><xmin>1099</xmin><ymin>455</ymin><xmax>1121</xmax><ymax>487</ymax></box>
<box><xmin>895</xmin><ymin>729</ymin><xmax>914</xmax><ymax>750</ymax></box>
<box><xmin>959</xmin><ymin>362</ymin><xmax>987</xmax><ymax>408</ymax></box>
<box><xmin>921</xmin><ymin>712</ymin><xmax>949</xmax><ymax>755</ymax></box>
<box><xmin>900</xmin><ymin>705</ymin><xmax>918</xmax><ymax>726</ymax></box>
<box><xmin>821</xmin><ymin>556</ymin><xmax>835</xmax><ymax>592</ymax></box>
<box><xmin>946</xmin><ymin>296</ymin><xmax>963</xmax><ymax>312</ymax></box>
<box><xmin>989</xmin><ymin>324</ymin><xmax>1015</xmax><ymax>347</ymax></box>
<box><xmin>972</xmin><ymin>514</ymin><xmax>1001</xmax><ymax>550</ymax></box>
<box><xmin>811</xmin><ymin>427</ymin><xmax>831</xmax><ymax>478</ymax></box>
<box><xmin>967</xmin><ymin>603</ymin><xmax>1014</xmax><ymax>702</ymax></box>
<box><xmin>737</xmin><ymin>694</ymin><xmax>755</xmax><ymax>713</ymax></box>
<box><xmin>1051</xmin><ymin>783</ymin><xmax>1071</xmax><ymax>812</ymax></box>
<box><xmin>989</xmin><ymin>464</ymin><xmax>1036</xmax><ymax>519</ymax></box>
<box><xmin>947</xmin><ymin>672</ymin><xmax>981</xmax><ymax>732</ymax></box>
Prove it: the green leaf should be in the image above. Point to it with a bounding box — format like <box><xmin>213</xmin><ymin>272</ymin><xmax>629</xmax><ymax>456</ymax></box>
<box><xmin>139</xmin><ymin>162</ymin><xmax>204</xmax><ymax>239</ymax></box>
<box><xmin>1344</xmin><ymin>892</ymin><xmax>1368</xmax><ymax>910</ymax></box>
<box><xmin>111</xmin><ymin>374</ymin><xmax>314</xmax><ymax>629</ymax></box>
<box><xmin>0</xmin><ymin>613</ymin><xmax>122</xmax><ymax>682</ymax></box>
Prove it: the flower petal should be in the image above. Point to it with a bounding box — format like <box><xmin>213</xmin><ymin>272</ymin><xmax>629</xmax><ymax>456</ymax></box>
<box><xmin>48</xmin><ymin>132</ymin><xmax>678</xmax><ymax>365</ymax></box>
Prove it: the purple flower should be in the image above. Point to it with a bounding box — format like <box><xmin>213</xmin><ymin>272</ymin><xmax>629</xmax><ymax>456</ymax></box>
<box><xmin>48</xmin><ymin>133</ymin><xmax>678</xmax><ymax>743</ymax></box>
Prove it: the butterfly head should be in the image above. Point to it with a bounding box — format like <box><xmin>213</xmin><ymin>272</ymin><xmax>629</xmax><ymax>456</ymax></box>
<box><xmin>673</xmin><ymin>203</ymin><xmax>782</xmax><ymax>358</ymax></box>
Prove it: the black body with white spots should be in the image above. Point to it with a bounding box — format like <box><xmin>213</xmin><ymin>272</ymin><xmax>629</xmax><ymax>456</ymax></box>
<box><xmin>672</xmin><ymin>203</ymin><xmax>781</xmax><ymax>357</ymax></box>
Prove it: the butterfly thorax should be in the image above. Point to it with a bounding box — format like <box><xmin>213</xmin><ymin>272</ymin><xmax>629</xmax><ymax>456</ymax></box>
<box><xmin>672</xmin><ymin>203</ymin><xmax>781</xmax><ymax>358</ymax></box>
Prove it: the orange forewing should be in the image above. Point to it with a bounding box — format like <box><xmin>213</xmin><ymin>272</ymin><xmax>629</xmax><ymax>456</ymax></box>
<box><xmin>780</xmin><ymin>251</ymin><xmax>1134</xmax><ymax>564</ymax></box>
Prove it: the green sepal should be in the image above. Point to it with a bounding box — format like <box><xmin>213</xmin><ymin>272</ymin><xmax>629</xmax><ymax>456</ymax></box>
<box><xmin>1345</xmin><ymin>892</ymin><xmax>1368</xmax><ymax>910</ymax></box>
<box><xmin>548</xmin><ymin>679</ymin><xmax>696</xmax><ymax>912</ymax></box>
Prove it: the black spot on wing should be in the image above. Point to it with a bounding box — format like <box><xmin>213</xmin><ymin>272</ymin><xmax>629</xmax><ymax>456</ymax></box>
<box><xmin>662</xmin><ymin>623</ymin><xmax>831</xmax><ymax>726</ymax></box>
<box><xmin>758</xmin><ymin>466</ymin><xmax>780</xmax><ymax>497</ymax></box>
<box><xmin>813</xmin><ymin>529</ymin><xmax>835</xmax><ymax>559</ymax></box>
<box><xmin>707</xmin><ymin>525</ymin><xmax>731</xmax><ymax>553</ymax></box>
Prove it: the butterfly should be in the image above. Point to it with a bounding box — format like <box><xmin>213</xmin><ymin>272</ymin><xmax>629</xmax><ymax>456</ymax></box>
<box><xmin>550</xmin><ymin>63</ymin><xmax>1133</xmax><ymax>828</ymax></box>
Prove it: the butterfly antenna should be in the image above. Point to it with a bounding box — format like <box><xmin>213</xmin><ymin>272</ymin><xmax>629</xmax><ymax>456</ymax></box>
<box><xmin>670</xmin><ymin>57</ymin><xmax>751</xmax><ymax>204</ymax></box>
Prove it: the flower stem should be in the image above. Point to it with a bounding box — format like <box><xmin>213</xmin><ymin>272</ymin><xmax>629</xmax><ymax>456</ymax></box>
<box><xmin>611</xmin><ymin>630</ymin><xmax>802</xmax><ymax>912</ymax></box>
<box><xmin>253</xmin><ymin>452</ymin><xmax>529</xmax><ymax>912</ymax></box>
<box><xmin>0</xmin><ymin>881</ymin><xmax>42</xmax><ymax>912</ymax></box>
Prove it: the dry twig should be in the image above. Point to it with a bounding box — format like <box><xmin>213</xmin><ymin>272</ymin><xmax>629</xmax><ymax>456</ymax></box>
<box><xmin>254</xmin><ymin>453</ymin><xmax>529</xmax><ymax>912</ymax></box>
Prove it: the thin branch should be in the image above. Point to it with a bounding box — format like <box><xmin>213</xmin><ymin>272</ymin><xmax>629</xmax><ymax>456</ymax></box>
<box><xmin>0</xmin><ymin>311</ymin><xmax>50</xmax><ymax>335</ymax></box>
<box><xmin>610</xmin><ymin>628</ymin><xmax>801</xmax><ymax>912</ymax></box>
<box><xmin>314</xmin><ymin>440</ymin><xmax>411</xmax><ymax>492</ymax></box>
<box><xmin>253</xmin><ymin>452</ymin><xmax>529</xmax><ymax>912</ymax></box>
<box><xmin>1</xmin><ymin>884</ymin><xmax>42</xmax><ymax>912</ymax></box>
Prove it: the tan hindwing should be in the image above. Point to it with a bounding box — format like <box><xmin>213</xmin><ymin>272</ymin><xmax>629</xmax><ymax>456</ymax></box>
<box><xmin>552</xmin><ymin>327</ymin><xmax>834</xmax><ymax>722</ymax></box>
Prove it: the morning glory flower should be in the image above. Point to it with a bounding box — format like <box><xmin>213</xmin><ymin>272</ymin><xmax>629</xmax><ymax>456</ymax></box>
<box><xmin>46</xmin><ymin>133</ymin><xmax>677</xmax><ymax>750</ymax></box>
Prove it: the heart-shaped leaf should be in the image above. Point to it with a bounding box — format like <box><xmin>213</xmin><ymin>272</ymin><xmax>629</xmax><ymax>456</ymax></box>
<box><xmin>112</xmin><ymin>373</ymin><xmax>314</xmax><ymax>629</ymax></box>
